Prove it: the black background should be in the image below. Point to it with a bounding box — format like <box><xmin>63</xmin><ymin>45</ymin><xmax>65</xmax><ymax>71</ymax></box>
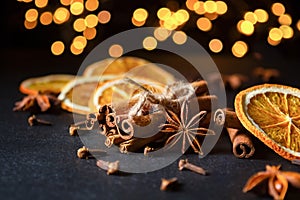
<box><xmin>1</xmin><ymin>1</ymin><xmax>300</xmax><ymax>200</ymax></box>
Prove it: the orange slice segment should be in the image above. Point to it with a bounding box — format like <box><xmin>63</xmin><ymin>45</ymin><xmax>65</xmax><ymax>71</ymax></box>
<box><xmin>58</xmin><ymin>75</ymin><xmax>117</xmax><ymax>115</ymax></box>
<box><xmin>19</xmin><ymin>74</ymin><xmax>75</xmax><ymax>95</ymax></box>
<box><xmin>82</xmin><ymin>56</ymin><xmax>175</xmax><ymax>85</ymax></box>
<box><xmin>235</xmin><ymin>84</ymin><xmax>300</xmax><ymax>161</ymax></box>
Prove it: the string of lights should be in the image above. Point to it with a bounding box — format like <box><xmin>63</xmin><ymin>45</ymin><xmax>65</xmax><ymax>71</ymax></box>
<box><xmin>18</xmin><ymin>0</ymin><xmax>300</xmax><ymax>58</ymax></box>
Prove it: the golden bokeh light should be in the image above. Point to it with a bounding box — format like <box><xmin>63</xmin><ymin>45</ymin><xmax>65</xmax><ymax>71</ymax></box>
<box><xmin>25</xmin><ymin>9</ymin><xmax>38</xmax><ymax>22</ymax></box>
<box><xmin>194</xmin><ymin>1</ymin><xmax>205</xmax><ymax>15</ymax></box>
<box><xmin>109</xmin><ymin>44</ymin><xmax>123</xmax><ymax>58</ymax></box>
<box><xmin>85</xmin><ymin>14</ymin><xmax>98</xmax><ymax>28</ymax></box>
<box><xmin>267</xmin><ymin>36</ymin><xmax>281</xmax><ymax>46</ymax></box>
<box><xmin>157</xmin><ymin>7</ymin><xmax>171</xmax><ymax>20</ymax></box>
<box><xmin>40</xmin><ymin>11</ymin><xmax>52</xmax><ymax>25</ymax></box>
<box><xmin>162</xmin><ymin>17</ymin><xmax>178</xmax><ymax>30</ymax></box>
<box><xmin>70</xmin><ymin>2</ymin><xmax>84</xmax><ymax>15</ymax></box>
<box><xmin>236</xmin><ymin>20</ymin><xmax>243</xmax><ymax>33</ymax></box>
<box><xmin>133</xmin><ymin>8</ymin><xmax>148</xmax><ymax>22</ymax></box>
<box><xmin>204</xmin><ymin>13</ymin><xmax>218</xmax><ymax>21</ymax></box>
<box><xmin>35</xmin><ymin>0</ymin><xmax>48</xmax><ymax>8</ymax></box>
<box><xmin>70</xmin><ymin>43</ymin><xmax>83</xmax><ymax>55</ymax></box>
<box><xmin>143</xmin><ymin>37</ymin><xmax>157</xmax><ymax>51</ymax></box>
<box><xmin>204</xmin><ymin>0</ymin><xmax>217</xmax><ymax>14</ymax></box>
<box><xmin>269</xmin><ymin>28</ymin><xmax>283</xmax><ymax>42</ymax></box>
<box><xmin>172</xmin><ymin>31</ymin><xmax>187</xmax><ymax>45</ymax></box>
<box><xmin>154</xmin><ymin>27</ymin><xmax>170</xmax><ymax>41</ymax></box>
<box><xmin>244</xmin><ymin>12</ymin><xmax>257</xmax><ymax>24</ymax></box>
<box><xmin>85</xmin><ymin>0</ymin><xmax>99</xmax><ymax>12</ymax></box>
<box><xmin>73</xmin><ymin>36</ymin><xmax>87</xmax><ymax>50</ymax></box>
<box><xmin>279</xmin><ymin>25</ymin><xmax>294</xmax><ymax>39</ymax></box>
<box><xmin>98</xmin><ymin>11</ymin><xmax>111</xmax><ymax>24</ymax></box>
<box><xmin>53</xmin><ymin>7</ymin><xmax>70</xmax><ymax>24</ymax></box>
<box><xmin>174</xmin><ymin>9</ymin><xmax>189</xmax><ymax>24</ymax></box>
<box><xmin>73</xmin><ymin>18</ymin><xmax>86</xmax><ymax>32</ymax></box>
<box><xmin>24</xmin><ymin>19</ymin><xmax>37</xmax><ymax>29</ymax></box>
<box><xmin>60</xmin><ymin>0</ymin><xmax>71</xmax><ymax>6</ymax></box>
<box><xmin>132</xmin><ymin>17</ymin><xmax>146</xmax><ymax>27</ymax></box>
<box><xmin>196</xmin><ymin>17</ymin><xmax>212</xmax><ymax>32</ymax></box>
<box><xmin>271</xmin><ymin>2</ymin><xmax>285</xmax><ymax>16</ymax></box>
<box><xmin>20</xmin><ymin>0</ymin><xmax>33</xmax><ymax>2</ymax></box>
<box><xmin>254</xmin><ymin>9</ymin><xmax>268</xmax><ymax>23</ymax></box>
<box><xmin>209</xmin><ymin>39</ymin><xmax>223</xmax><ymax>53</ymax></box>
<box><xmin>297</xmin><ymin>20</ymin><xmax>300</xmax><ymax>31</ymax></box>
<box><xmin>278</xmin><ymin>14</ymin><xmax>292</xmax><ymax>25</ymax></box>
<box><xmin>51</xmin><ymin>41</ymin><xmax>65</xmax><ymax>56</ymax></box>
<box><xmin>186</xmin><ymin>0</ymin><xmax>198</xmax><ymax>11</ymax></box>
<box><xmin>240</xmin><ymin>20</ymin><xmax>254</xmax><ymax>36</ymax></box>
<box><xmin>216</xmin><ymin>1</ymin><xmax>227</xmax><ymax>15</ymax></box>
<box><xmin>83</xmin><ymin>27</ymin><xmax>97</xmax><ymax>40</ymax></box>
<box><xmin>232</xmin><ymin>41</ymin><xmax>248</xmax><ymax>58</ymax></box>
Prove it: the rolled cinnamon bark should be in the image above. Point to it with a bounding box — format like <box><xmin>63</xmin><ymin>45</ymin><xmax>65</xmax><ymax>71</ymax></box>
<box><xmin>191</xmin><ymin>80</ymin><xmax>208</xmax><ymax>96</ymax></box>
<box><xmin>214</xmin><ymin>109</ymin><xmax>244</xmax><ymax>130</ymax></box>
<box><xmin>226</xmin><ymin>128</ymin><xmax>255</xmax><ymax>158</ymax></box>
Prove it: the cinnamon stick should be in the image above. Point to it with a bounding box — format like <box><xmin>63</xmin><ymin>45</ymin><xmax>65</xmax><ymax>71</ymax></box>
<box><xmin>196</xmin><ymin>95</ymin><xmax>218</xmax><ymax>111</ymax></box>
<box><xmin>191</xmin><ymin>80</ymin><xmax>208</xmax><ymax>96</ymax></box>
<box><xmin>214</xmin><ymin>109</ymin><xmax>244</xmax><ymax>130</ymax></box>
<box><xmin>226</xmin><ymin>127</ymin><xmax>255</xmax><ymax>158</ymax></box>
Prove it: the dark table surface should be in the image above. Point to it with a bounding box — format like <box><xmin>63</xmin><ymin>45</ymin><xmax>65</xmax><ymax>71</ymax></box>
<box><xmin>1</xmin><ymin>46</ymin><xmax>300</xmax><ymax>200</ymax></box>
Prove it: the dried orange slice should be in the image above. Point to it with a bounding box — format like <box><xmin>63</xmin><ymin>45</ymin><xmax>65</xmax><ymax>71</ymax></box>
<box><xmin>58</xmin><ymin>75</ymin><xmax>117</xmax><ymax>115</ymax></box>
<box><xmin>235</xmin><ymin>84</ymin><xmax>300</xmax><ymax>161</ymax></box>
<box><xmin>82</xmin><ymin>56</ymin><xmax>175</xmax><ymax>85</ymax></box>
<box><xmin>19</xmin><ymin>74</ymin><xmax>75</xmax><ymax>95</ymax></box>
<box><xmin>89</xmin><ymin>78</ymin><xmax>165</xmax><ymax>113</ymax></box>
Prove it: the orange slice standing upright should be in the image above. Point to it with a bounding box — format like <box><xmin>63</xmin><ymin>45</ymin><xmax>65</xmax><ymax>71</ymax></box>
<box><xmin>235</xmin><ymin>84</ymin><xmax>300</xmax><ymax>161</ymax></box>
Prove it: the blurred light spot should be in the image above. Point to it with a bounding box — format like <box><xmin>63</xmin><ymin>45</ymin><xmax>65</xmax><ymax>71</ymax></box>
<box><xmin>35</xmin><ymin>0</ymin><xmax>48</xmax><ymax>8</ymax></box>
<box><xmin>133</xmin><ymin>8</ymin><xmax>148</xmax><ymax>22</ymax></box>
<box><xmin>244</xmin><ymin>12</ymin><xmax>257</xmax><ymax>24</ymax></box>
<box><xmin>267</xmin><ymin>36</ymin><xmax>281</xmax><ymax>46</ymax></box>
<box><xmin>154</xmin><ymin>27</ymin><xmax>170</xmax><ymax>41</ymax></box>
<box><xmin>70</xmin><ymin>43</ymin><xmax>83</xmax><ymax>55</ymax></box>
<box><xmin>157</xmin><ymin>7</ymin><xmax>171</xmax><ymax>20</ymax></box>
<box><xmin>271</xmin><ymin>2</ymin><xmax>285</xmax><ymax>16</ymax></box>
<box><xmin>163</xmin><ymin>17</ymin><xmax>178</xmax><ymax>30</ymax></box>
<box><xmin>216</xmin><ymin>1</ymin><xmax>227</xmax><ymax>15</ymax></box>
<box><xmin>204</xmin><ymin>12</ymin><xmax>218</xmax><ymax>21</ymax></box>
<box><xmin>83</xmin><ymin>27</ymin><xmax>97</xmax><ymax>40</ymax></box>
<box><xmin>278</xmin><ymin>14</ymin><xmax>292</xmax><ymax>25</ymax></box>
<box><xmin>279</xmin><ymin>25</ymin><xmax>294</xmax><ymax>39</ymax></box>
<box><xmin>269</xmin><ymin>28</ymin><xmax>283</xmax><ymax>42</ymax></box>
<box><xmin>40</xmin><ymin>11</ymin><xmax>52</xmax><ymax>25</ymax></box>
<box><xmin>25</xmin><ymin>9</ymin><xmax>38</xmax><ymax>22</ymax></box>
<box><xmin>194</xmin><ymin>1</ymin><xmax>205</xmax><ymax>15</ymax></box>
<box><xmin>51</xmin><ymin>41</ymin><xmax>65</xmax><ymax>55</ymax></box>
<box><xmin>240</xmin><ymin>20</ymin><xmax>254</xmax><ymax>36</ymax></box>
<box><xmin>54</xmin><ymin>7</ymin><xmax>70</xmax><ymax>24</ymax></box>
<box><xmin>209</xmin><ymin>39</ymin><xmax>223</xmax><ymax>53</ymax></box>
<box><xmin>73</xmin><ymin>36</ymin><xmax>87</xmax><ymax>50</ymax></box>
<box><xmin>254</xmin><ymin>9</ymin><xmax>268</xmax><ymax>23</ymax></box>
<box><xmin>70</xmin><ymin>2</ymin><xmax>84</xmax><ymax>15</ymax></box>
<box><xmin>85</xmin><ymin>14</ymin><xmax>98</xmax><ymax>28</ymax></box>
<box><xmin>132</xmin><ymin>17</ymin><xmax>145</xmax><ymax>27</ymax></box>
<box><xmin>98</xmin><ymin>10</ymin><xmax>111</xmax><ymax>24</ymax></box>
<box><xmin>172</xmin><ymin>31</ymin><xmax>187</xmax><ymax>45</ymax></box>
<box><xmin>297</xmin><ymin>20</ymin><xmax>300</xmax><ymax>31</ymax></box>
<box><xmin>143</xmin><ymin>37</ymin><xmax>157</xmax><ymax>51</ymax></box>
<box><xmin>85</xmin><ymin>0</ymin><xmax>99</xmax><ymax>12</ymax></box>
<box><xmin>73</xmin><ymin>18</ymin><xmax>86</xmax><ymax>32</ymax></box>
<box><xmin>24</xmin><ymin>19</ymin><xmax>37</xmax><ymax>29</ymax></box>
<box><xmin>204</xmin><ymin>1</ymin><xmax>217</xmax><ymax>14</ymax></box>
<box><xmin>109</xmin><ymin>44</ymin><xmax>123</xmax><ymax>58</ymax></box>
<box><xmin>236</xmin><ymin>20</ymin><xmax>243</xmax><ymax>33</ymax></box>
<box><xmin>21</xmin><ymin>0</ymin><xmax>33</xmax><ymax>2</ymax></box>
<box><xmin>197</xmin><ymin>17</ymin><xmax>212</xmax><ymax>32</ymax></box>
<box><xmin>175</xmin><ymin>9</ymin><xmax>189</xmax><ymax>24</ymax></box>
<box><xmin>186</xmin><ymin>0</ymin><xmax>198</xmax><ymax>11</ymax></box>
<box><xmin>60</xmin><ymin>0</ymin><xmax>71</xmax><ymax>6</ymax></box>
<box><xmin>232</xmin><ymin>41</ymin><xmax>248</xmax><ymax>58</ymax></box>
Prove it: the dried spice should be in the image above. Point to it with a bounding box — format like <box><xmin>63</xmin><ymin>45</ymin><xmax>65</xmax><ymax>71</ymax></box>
<box><xmin>96</xmin><ymin>160</ymin><xmax>119</xmax><ymax>175</ymax></box>
<box><xmin>243</xmin><ymin>165</ymin><xmax>300</xmax><ymax>200</ymax></box>
<box><xmin>160</xmin><ymin>177</ymin><xmax>178</xmax><ymax>191</ymax></box>
<box><xmin>178</xmin><ymin>159</ymin><xmax>206</xmax><ymax>175</ymax></box>
<box><xmin>27</xmin><ymin>115</ymin><xmax>52</xmax><ymax>126</ymax></box>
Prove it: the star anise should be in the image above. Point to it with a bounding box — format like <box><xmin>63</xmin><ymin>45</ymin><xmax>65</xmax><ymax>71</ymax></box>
<box><xmin>13</xmin><ymin>93</ymin><xmax>60</xmax><ymax>113</ymax></box>
<box><xmin>243</xmin><ymin>165</ymin><xmax>300</xmax><ymax>200</ymax></box>
<box><xmin>160</xmin><ymin>100</ymin><xmax>215</xmax><ymax>155</ymax></box>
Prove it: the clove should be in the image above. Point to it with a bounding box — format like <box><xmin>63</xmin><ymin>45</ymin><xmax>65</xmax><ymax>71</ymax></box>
<box><xmin>160</xmin><ymin>177</ymin><xmax>178</xmax><ymax>191</ymax></box>
<box><xmin>178</xmin><ymin>159</ymin><xmax>206</xmax><ymax>175</ymax></box>
<box><xmin>28</xmin><ymin>115</ymin><xmax>52</xmax><ymax>126</ymax></box>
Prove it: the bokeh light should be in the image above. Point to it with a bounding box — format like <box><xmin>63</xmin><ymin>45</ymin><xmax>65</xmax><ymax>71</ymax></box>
<box><xmin>73</xmin><ymin>36</ymin><xmax>87</xmax><ymax>50</ymax></box>
<box><xmin>172</xmin><ymin>31</ymin><xmax>187</xmax><ymax>45</ymax></box>
<box><xmin>271</xmin><ymin>2</ymin><xmax>285</xmax><ymax>16</ymax></box>
<box><xmin>244</xmin><ymin>12</ymin><xmax>257</xmax><ymax>24</ymax></box>
<box><xmin>83</xmin><ymin>27</ymin><xmax>97</xmax><ymax>40</ymax></box>
<box><xmin>53</xmin><ymin>7</ymin><xmax>70</xmax><ymax>24</ymax></box>
<box><xmin>40</xmin><ymin>11</ymin><xmax>52</xmax><ymax>25</ymax></box>
<box><xmin>143</xmin><ymin>37</ymin><xmax>157</xmax><ymax>51</ymax></box>
<box><xmin>24</xmin><ymin>20</ymin><xmax>37</xmax><ymax>29</ymax></box>
<box><xmin>279</xmin><ymin>25</ymin><xmax>293</xmax><ymax>39</ymax></box>
<box><xmin>240</xmin><ymin>20</ymin><xmax>254</xmax><ymax>36</ymax></box>
<box><xmin>194</xmin><ymin>1</ymin><xmax>205</xmax><ymax>15</ymax></box>
<box><xmin>154</xmin><ymin>27</ymin><xmax>171</xmax><ymax>41</ymax></box>
<box><xmin>51</xmin><ymin>41</ymin><xmax>65</xmax><ymax>55</ymax></box>
<box><xmin>269</xmin><ymin>28</ymin><xmax>283</xmax><ymax>42</ymax></box>
<box><xmin>73</xmin><ymin>18</ymin><xmax>86</xmax><ymax>32</ymax></box>
<box><xmin>35</xmin><ymin>0</ymin><xmax>48</xmax><ymax>8</ymax></box>
<box><xmin>109</xmin><ymin>44</ymin><xmax>123</xmax><ymax>58</ymax></box>
<box><xmin>254</xmin><ymin>9</ymin><xmax>268</xmax><ymax>23</ymax></box>
<box><xmin>186</xmin><ymin>0</ymin><xmax>198</xmax><ymax>11</ymax></box>
<box><xmin>197</xmin><ymin>17</ymin><xmax>212</xmax><ymax>32</ymax></box>
<box><xmin>98</xmin><ymin>10</ymin><xmax>111</xmax><ymax>24</ymax></box>
<box><xmin>85</xmin><ymin>14</ymin><xmax>98</xmax><ymax>28</ymax></box>
<box><xmin>157</xmin><ymin>7</ymin><xmax>171</xmax><ymax>20</ymax></box>
<box><xmin>133</xmin><ymin>8</ymin><xmax>148</xmax><ymax>22</ymax></box>
<box><xmin>297</xmin><ymin>20</ymin><xmax>300</xmax><ymax>31</ymax></box>
<box><xmin>85</xmin><ymin>0</ymin><xmax>99</xmax><ymax>12</ymax></box>
<box><xmin>209</xmin><ymin>39</ymin><xmax>223</xmax><ymax>53</ymax></box>
<box><xmin>216</xmin><ymin>1</ymin><xmax>227</xmax><ymax>15</ymax></box>
<box><xmin>70</xmin><ymin>1</ymin><xmax>84</xmax><ymax>15</ymax></box>
<box><xmin>25</xmin><ymin>9</ymin><xmax>38</xmax><ymax>22</ymax></box>
<box><xmin>232</xmin><ymin>41</ymin><xmax>248</xmax><ymax>58</ymax></box>
<box><xmin>60</xmin><ymin>0</ymin><xmax>71</xmax><ymax>6</ymax></box>
<box><xmin>70</xmin><ymin>43</ymin><xmax>83</xmax><ymax>55</ymax></box>
<box><xmin>204</xmin><ymin>1</ymin><xmax>217</xmax><ymax>14</ymax></box>
<box><xmin>278</xmin><ymin>14</ymin><xmax>292</xmax><ymax>26</ymax></box>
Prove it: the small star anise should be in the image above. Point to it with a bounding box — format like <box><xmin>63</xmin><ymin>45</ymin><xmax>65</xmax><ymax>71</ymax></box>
<box><xmin>160</xmin><ymin>100</ymin><xmax>215</xmax><ymax>155</ymax></box>
<box><xmin>13</xmin><ymin>93</ymin><xmax>60</xmax><ymax>113</ymax></box>
<box><xmin>243</xmin><ymin>165</ymin><xmax>300</xmax><ymax>200</ymax></box>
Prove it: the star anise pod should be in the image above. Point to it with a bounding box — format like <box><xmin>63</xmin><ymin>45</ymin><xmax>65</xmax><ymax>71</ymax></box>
<box><xmin>13</xmin><ymin>93</ymin><xmax>60</xmax><ymax>113</ymax></box>
<box><xmin>243</xmin><ymin>165</ymin><xmax>300</xmax><ymax>200</ymax></box>
<box><xmin>160</xmin><ymin>100</ymin><xmax>215</xmax><ymax>155</ymax></box>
